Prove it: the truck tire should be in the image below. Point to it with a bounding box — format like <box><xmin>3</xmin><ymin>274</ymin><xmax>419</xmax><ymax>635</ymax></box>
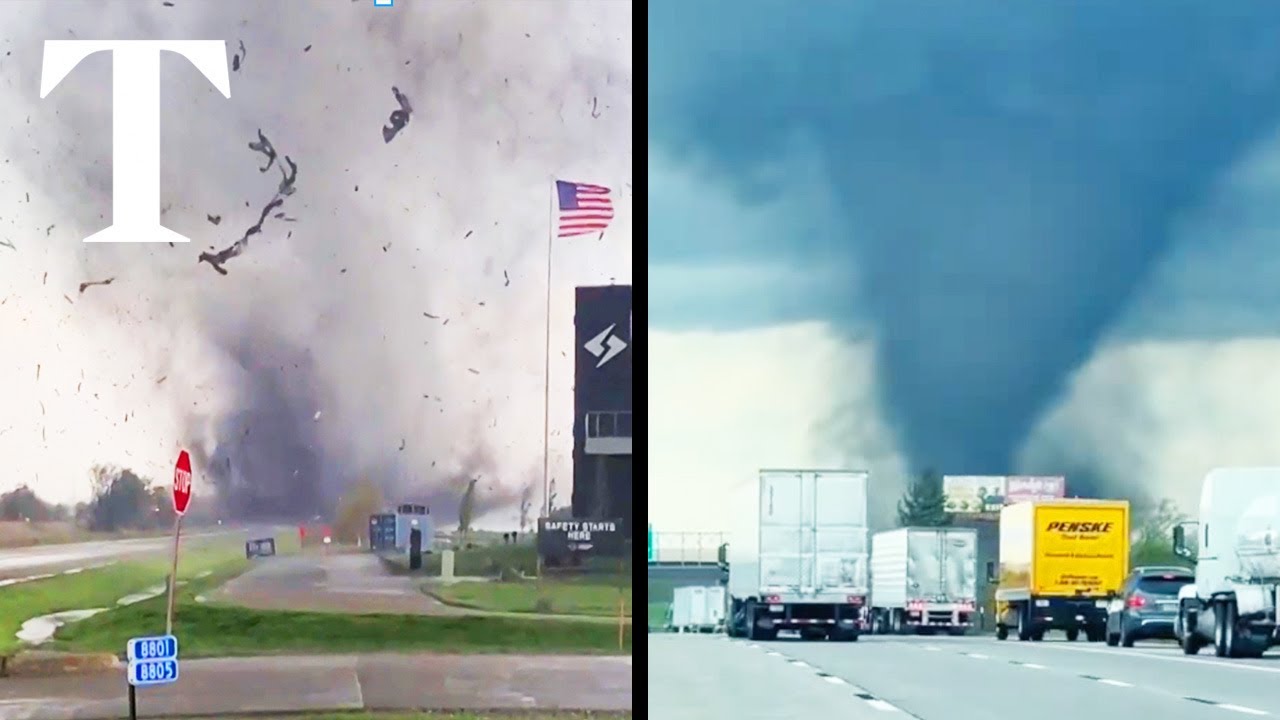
<box><xmin>1031</xmin><ymin>629</ymin><xmax>1045</xmax><ymax>641</ymax></box>
<box><xmin>996</xmin><ymin>625</ymin><xmax>1009</xmax><ymax>640</ymax></box>
<box><xmin>1065</xmin><ymin>628</ymin><xmax>1079</xmax><ymax>642</ymax></box>
<box><xmin>1179</xmin><ymin>603</ymin><xmax>1205</xmax><ymax>655</ymax></box>
<box><xmin>1214</xmin><ymin>600</ymin><xmax>1235</xmax><ymax>658</ymax></box>
<box><xmin>891</xmin><ymin>610</ymin><xmax>906</xmax><ymax>635</ymax></box>
<box><xmin>946</xmin><ymin>627</ymin><xmax>966</xmax><ymax>637</ymax></box>
<box><xmin>1016</xmin><ymin>605</ymin><xmax>1032</xmax><ymax>641</ymax></box>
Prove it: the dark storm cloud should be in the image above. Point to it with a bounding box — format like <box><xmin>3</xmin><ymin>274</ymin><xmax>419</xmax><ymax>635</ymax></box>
<box><xmin>649</xmin><ymin>0</ymin><xmax>1280</xmax><ymax>479</ymax></box>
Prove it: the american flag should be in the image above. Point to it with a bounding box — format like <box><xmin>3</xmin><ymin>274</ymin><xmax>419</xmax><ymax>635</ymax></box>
<box><xmin>555</xmin><ymin>180</ymin><xmax>615</xmax><ymax>238</ymax></box>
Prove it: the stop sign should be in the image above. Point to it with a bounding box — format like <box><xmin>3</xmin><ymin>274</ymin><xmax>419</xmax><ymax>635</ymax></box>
<box><xmin>173</xmin><ymin>449</ymin><xmax>193</xmax><ymax>515</ymax></box>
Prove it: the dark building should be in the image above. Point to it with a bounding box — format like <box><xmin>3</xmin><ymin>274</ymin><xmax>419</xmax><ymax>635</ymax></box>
<box><xmin>571</xmin><ymin>285</ymin><xmax>633</xmax><ymax>538</ymax></box>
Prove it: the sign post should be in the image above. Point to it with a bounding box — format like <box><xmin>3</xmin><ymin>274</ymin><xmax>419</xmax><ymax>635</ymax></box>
<box><xmin>166</xmin><ymin>450</ymin><xmax>193</xmax><ymax>636</ymax></box>
<box><xmin>125</xmin><ymin>633</ymin><xmax>180</xmax><ymax>720</ymax></box>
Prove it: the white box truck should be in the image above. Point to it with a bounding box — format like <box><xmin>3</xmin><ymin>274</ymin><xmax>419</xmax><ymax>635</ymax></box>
<box><xmin>725</xmin><ymin>469</ymin><xmax>869</xmax><ymax>642</ymax></box>
<box><xmin>870</xmin><ymin>527</ymin><xmax>978</xmax><ymax>635</ymax></box>
<box><xmin>1174</xmin><ymin>467</ymin><xmax>1280</xmax><ymax>658</ymax></box>
<box><xmin>670</xmin><ymin>586</ymin><xmax>726</xmax><ymax>633</ymax></box>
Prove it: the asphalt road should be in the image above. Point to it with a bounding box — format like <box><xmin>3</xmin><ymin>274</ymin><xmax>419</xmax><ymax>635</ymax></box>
<box><xmin>211</xmin><ymin>551</ymin><xmax>465</xmax><ymax>614</ymax></box>
<box><xmin>0</xmin><ymin>529</ymin><xmax>237</xmax><ymax>580</ymax></box>
<box><xmin>650</xmin><ymin>631</ymin><xmax>1280</xmax><ymax>719</ymax></box>
<box><xmin>0</xmin><ymin>652</ymin><xmax>631</xmax><ymax>719</ymax></box>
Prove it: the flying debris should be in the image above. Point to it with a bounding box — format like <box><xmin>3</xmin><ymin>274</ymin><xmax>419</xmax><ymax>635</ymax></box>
<box><xmin>199</xmin><ymin>197</ymin><xmax>284</xmax><ymax>275</ymax></box>
<box><xmin>277</xmin><ymin>156</ymin><xmax>298</xmax><ymax>196</ymax></box>
<box><xmin>303</xmin><ymin>44</ymin><xmax>312</xmax><ymax>53</ymax></box>
<box><xmin>503</xmin><ymin>270</ymin><xmax>510</xmax><ymax>287</ymax></box>
<box><xmin>248</xmin><ymin>129</ymin><xmax>277</xmax><ymax>172</ymax></box>
<box><xmin>382</xmin><ymin>86</ymin><xmax>413</xmax><ymax>143</ymax></box>
<box><xmin>207</xmin><ymin>214</ymin><xmax>222</xmax><ymax>225</ymax></box>
<box><xmin>591</xmin><ymin>96</ymin><xmax>601</xmax><ymax>118</ymax></box>
<box><xmin>313</xmin><ymin>410</ymin><xmax>322</xmax><ymax>421</ymax></box>
<box><xmin>467</xmin><ymin>368</ymin><xmax>480</xmax><ymax>375</ymax></box>
<box><xmin>78</xmin><ymin>277</ymin><xmax>115</xmax><ymax>293</ymax></box>
<box><xmin>0</xmin><ymin>239</ymin><xmax>14</xmax><ymax>250</ymax></box>
<box><xmin>398</xmin><ymin>439</ymin><xmax>406</xmax><ymax>451</ymax></box>
<box><xmin>201</xmin><ymin>134</ymin><xmax>300</xmax><ymax>275</ymax></box>
<box><xmin>232</xmin><ymin>40</ymin><xmax>246</xmax><ymax>72</ymax></box>
<box><xmin>44</xmin><ymin>224</ymin><xmax>54</xmax><ymax>236</ymax></box>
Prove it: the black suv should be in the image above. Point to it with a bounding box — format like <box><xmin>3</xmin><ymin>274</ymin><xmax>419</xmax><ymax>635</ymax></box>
<box><xmin>1105</xmin><ymin>566</ymin><xmax>1194</xmax><ymax>647</ymax></box>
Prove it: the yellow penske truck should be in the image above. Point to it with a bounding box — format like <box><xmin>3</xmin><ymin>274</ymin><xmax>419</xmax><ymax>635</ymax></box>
<box><xmin>994</xmin><ymin>499</ymin><xmax>1130</xmax><ymax>642</ymax></box>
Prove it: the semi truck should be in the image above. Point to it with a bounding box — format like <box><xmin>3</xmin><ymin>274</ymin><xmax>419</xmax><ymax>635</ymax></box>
<box><xmin>995</xmin><ymin>499</ymin><xmax>1130</xmax><ymax>642</ymax></box>
<box><xmin>1173</xmin><ymin>467</ymin><xmax>1280</xmax><ymax>658</ymax></box>
<box><xmin>870</xmin><ymin>527</ymin><xmax>978</xmax><ymax>635</ymax></box>
<box><xmin>724</xmin><ymin>469</ymin><xmax>869</xmax><ymax>642</ymax></box>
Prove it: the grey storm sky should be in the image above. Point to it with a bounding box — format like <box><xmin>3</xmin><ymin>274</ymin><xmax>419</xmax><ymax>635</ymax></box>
<box><xmin>648</xmin><ymin>0</ymin><xmax>1280</xmax><ymax>491</ymax></box>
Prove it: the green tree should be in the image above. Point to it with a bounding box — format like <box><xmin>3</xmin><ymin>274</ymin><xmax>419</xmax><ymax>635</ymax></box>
<box><xmin>1130</xmin><ymin>498</ymin><xmax>1190</xmax><ymax>568</ymax></box>
<box><xmin>0</xmin><ymin>485</ymin><xmax>52</xmax><ymax>521</ymax></box>
<box><xmin>897</xmin><ymin>469</ymin><xmax>952</xmax><ymax>527</ymax></box>
<box><xmin>87</xmin><ymin>466</ymin><xmax>153</xmax><ymax>532</ymax></box>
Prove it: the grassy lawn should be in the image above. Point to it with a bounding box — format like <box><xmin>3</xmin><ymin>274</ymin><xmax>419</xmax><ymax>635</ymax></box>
<box><xmin>648</xmin><ymin>602</ymin><xmax>669</xmax><ymax>629</ymax></box>
<box><xmin>53</xmin><ymin>597</ymin><xmax>632</xmax><ymax>657</ymax></box>
<box><xmin>0</xmin><ymin>536</ymin><xmax>258</xmax><ymax>654</ymax></box>
<box><xmin>388</xmin><ymin>544</ymin><xmax>633</xmax><ymax>580</ymax></box>
<box><xmin>431</xmin><ymin>578</ymin><xmax>631</xmax><ymax>618</ymax></box>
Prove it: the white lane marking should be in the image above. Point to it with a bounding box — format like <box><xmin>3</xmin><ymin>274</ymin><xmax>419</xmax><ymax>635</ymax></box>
<box><xmin>1022</xmin><ymin>663</ymin><xmax>1047</xmax><ymax>670</ymax></box>
<box><xmin>923</xmin><ymin>645</ymin><xmax>941</xmax><ymax>651</ymax></box>
<box><xmin>1097</xmin><ymin>679</ymin><xmax>1132</xmax><ymax>687</ymax></box>
<box><xmin>865</xmin><ymin>699</ymin><xmax>901</xmax><ymax>712</ymax></box>
<box><xmin>1016</xmin><ymin>642</ymin><xmax>1280</xmax><ymax>676</ymax></box>
<box><xmin>823</xmin><ymin>676</ymin><xmax>846</xmax><ymax>685</ymax></box>
<box><xmin>765</xmin><ymin>651</ymin><xmax>783</xmax><ymax>657</ymax></box>
<box><xmin>790</xmin><ymin>660</ymin><xmax>811</xmax><ymax>669</ymax></box>
<box><xmin>966</xmin><ymin>653</ymin><xmax>989</xmax><ymax>659</ymax></box>
<box><xmin>1217</xmin><ymin>704</ymin><xmax>1268</xmax><ymax>716</ymax></box>
<box><xmin>747</xmin><ymin>643</ymin><xmax>760</xmax><ymax>649</ymax></box>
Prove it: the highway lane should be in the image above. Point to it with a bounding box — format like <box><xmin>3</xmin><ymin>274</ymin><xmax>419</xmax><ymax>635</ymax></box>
<box><xmin>648</xmin><ymin>633</ymin><xmax>905</xmax><ymax>719</ymax></box>
<box><xmin>0</xmin><ymin>528</ymin><xmax>248</xmax><ymax>581</ymax></box>
<box><xmin>653</xmin><ymin>632</ymin><xmax>1280</xmax><ymax>719</ymax></box>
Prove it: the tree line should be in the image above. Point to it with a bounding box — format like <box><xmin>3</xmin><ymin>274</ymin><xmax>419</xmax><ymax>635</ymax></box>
<box><xmin>0</xmin><ymin>465</ymin><xmax>178</xmax><ymax>532</ymax></box>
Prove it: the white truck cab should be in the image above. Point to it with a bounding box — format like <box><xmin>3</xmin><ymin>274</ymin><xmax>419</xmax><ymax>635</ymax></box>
<box><xmin>1173</xmin><ymin>467</ymin><xmax>1280</xmax><ymax>658</ymax></box>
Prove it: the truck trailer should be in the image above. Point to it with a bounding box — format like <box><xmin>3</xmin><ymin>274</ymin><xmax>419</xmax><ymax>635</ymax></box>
<box><xmin>870</xmin><ymin>527</ymin><xmax>978</xmax><ymax>635</ymax></box>
<box><xmin>1174</xmin><ymin>467</ymin><xmax>1280</xmax><ymax>658</ymax></box>
<box><xmin>670</xmin><ymin>586</ymin><xmax>726</xmax><ymax>633</ymax></box>
<box><xmin>725</xmin><ymin>469</ymin><xmax>869</xmax><ymax>642</ymax></box>
<box><xmin>995</xmin><ymin>499</ymin><xmax>1130</xmax><ymax>642</ymax></box>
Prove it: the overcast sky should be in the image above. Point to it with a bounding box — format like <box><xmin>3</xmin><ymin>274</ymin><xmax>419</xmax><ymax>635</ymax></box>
<box><xmin>650</xmin><ymin>0</ymin><xmax>1280</xmax><ymax>531</ymax></box>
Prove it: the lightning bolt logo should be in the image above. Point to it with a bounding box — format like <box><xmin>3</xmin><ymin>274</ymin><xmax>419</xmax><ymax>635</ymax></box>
<box><xmin>584</xmin><ymin>323</ymin><xmax>628</xmax><ymax>368</ymax></box>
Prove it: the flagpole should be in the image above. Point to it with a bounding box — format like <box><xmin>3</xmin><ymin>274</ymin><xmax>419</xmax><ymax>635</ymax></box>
<box><xmin>542</xmin><ymin>179</ymin><xmax>554</xmax><ymax>519</ymax></box>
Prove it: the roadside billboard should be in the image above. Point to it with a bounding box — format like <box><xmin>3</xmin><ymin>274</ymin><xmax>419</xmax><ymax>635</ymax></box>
<box><xmin>943</xmin><ymin>476</ymin><xmax>1007</xmax><ymax>514</ymax></box>
<box><xmin>1005</xmin><ymin>475</ymin><xmax>1066</xmax><ymax>504</ymax></box>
